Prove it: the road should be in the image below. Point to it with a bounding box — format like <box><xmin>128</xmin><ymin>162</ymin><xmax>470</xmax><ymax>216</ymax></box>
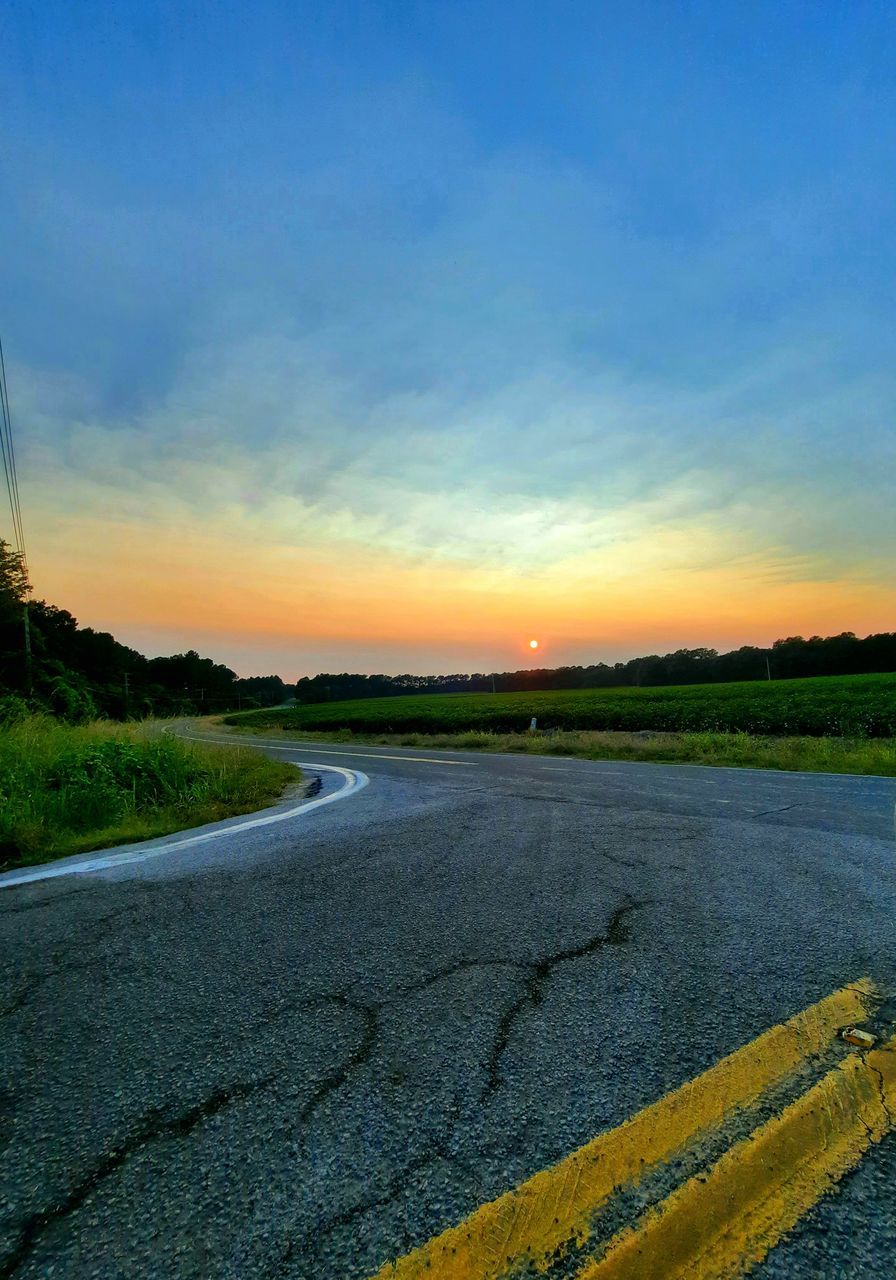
<box><xmin>1</xmin><ymin>731</ymin><xmax>895</xmax><ymax>1279</ymax></box>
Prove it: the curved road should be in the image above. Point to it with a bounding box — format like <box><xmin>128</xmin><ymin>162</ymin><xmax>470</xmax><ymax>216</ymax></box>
<box><xmin>1</xmin><ymin>732</ymin><xmax>895</xmax><ymax>1278</ymax></box>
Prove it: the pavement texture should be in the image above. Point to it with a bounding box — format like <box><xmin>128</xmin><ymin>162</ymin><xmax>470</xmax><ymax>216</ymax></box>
<box><xmin>1</xmin><ymin>734</ymin><xmax>894</xmax><ymax>1279</ymax></box>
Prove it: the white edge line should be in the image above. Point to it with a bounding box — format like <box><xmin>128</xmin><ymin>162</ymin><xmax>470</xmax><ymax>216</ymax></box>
<box><xmin>305</xmin><ymin>747</ymin><xmax>892</xmax><ymax>783</ymax></box>
<box><xmin>201</xmin><ymin>727</ymin><xmax>893</xmax><ymax>783</ymax></box>
<box><xmin>186</xmin><ymin>731</ymin><xmax>470</xmax><ymax>766</ymax></box>
<box><xmin>0</xmin><ymin>762</ymin><xmax>369</xmax><ymax>890</ymax></box>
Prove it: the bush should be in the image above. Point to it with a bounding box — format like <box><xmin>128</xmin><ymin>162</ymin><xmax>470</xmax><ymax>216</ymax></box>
<box><xmin>0</xmin><ymin>694</ymin><xmax>29</xmax><ymax>725</ymax></box>
<box><xmin>43</xmin><ymin>674</ymin><xmax>98</xmax><ymax>723</ymax></box>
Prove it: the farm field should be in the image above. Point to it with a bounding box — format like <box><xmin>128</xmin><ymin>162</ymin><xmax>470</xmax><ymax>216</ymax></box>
<box><xmin>227</xmin><ymin>672</ymin><xmax>896</xmax><ymax>739</ymax></box>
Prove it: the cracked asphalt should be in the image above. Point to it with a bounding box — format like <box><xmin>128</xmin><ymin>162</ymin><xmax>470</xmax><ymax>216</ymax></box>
<box><xmin>1</xmin><ymin>738</ymin><xmax>895</xmax><ymax>1279</ymax></box>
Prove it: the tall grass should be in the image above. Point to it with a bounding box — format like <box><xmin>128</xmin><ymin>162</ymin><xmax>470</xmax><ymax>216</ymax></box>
<box><xmin>0</xmin><ymin>716</ymin><xmax>296</xmax><ymax>870</ymax></box>
<box><xmin>422</xmin><ymin>729</ymin><xmax>896</xmax><ymax>774</ymax></box>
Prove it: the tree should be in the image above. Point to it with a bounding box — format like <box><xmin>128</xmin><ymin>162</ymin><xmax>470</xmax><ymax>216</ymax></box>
<box><xmin>0</xmin><ymin>539</ymin><xmax>28</xmax><ymax>611</ymax></box>
<box><xmin>0</xmin><ymin>540</ymin><xmax>29</xmax><ymax>691</ymax></box>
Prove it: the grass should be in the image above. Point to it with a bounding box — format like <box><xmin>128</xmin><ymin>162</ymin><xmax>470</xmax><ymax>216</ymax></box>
<box><xmin>266</xmin><ymin>727</ymin><xmax>896</xmax><ymax>776</ymax></box>
<box><xmin>226</xmin><ymin>672</ymin><xmax>896</xmax><ymax>740</ymax></box>
<box><xmin>0</xmin><ymin>715</ymin><xmax>297</xmax><ymax>871</ymax></box>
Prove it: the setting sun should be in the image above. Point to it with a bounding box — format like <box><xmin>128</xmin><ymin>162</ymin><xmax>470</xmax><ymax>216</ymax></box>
<box><xmin>529</xmin><ymin>639</ymin><xmax>539</xmax><ymax>649</ymax></box>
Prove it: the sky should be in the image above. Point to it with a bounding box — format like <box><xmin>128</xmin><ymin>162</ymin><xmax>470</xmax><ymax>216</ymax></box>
<box><xmin>1</xmin><ymin>0</ymin><xmax>894</xmax><ymax>678</ymax></box>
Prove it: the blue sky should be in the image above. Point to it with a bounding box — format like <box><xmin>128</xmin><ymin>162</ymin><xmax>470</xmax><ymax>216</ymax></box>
<box><xmin>1</xmin><ymin>1</ymin><xmax>894</xmax><ymax>675</ymax></box>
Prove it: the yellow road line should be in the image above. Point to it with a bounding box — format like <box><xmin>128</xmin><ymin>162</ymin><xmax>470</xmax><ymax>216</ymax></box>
<box><xmin>371</xmin><ymin>979</ymin><xmax>876</xmax><ymax>1280</ymax></box>
<box><xmin>578</xmin><ymin>1032</ymin><xmax>896</xmax><ymax>1279</ymax></box>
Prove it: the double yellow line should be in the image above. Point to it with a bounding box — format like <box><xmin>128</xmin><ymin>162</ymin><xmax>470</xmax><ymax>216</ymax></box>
<box><xmin>371</xmin><ymin>979</ymin><xmax>894</xmax><ymax>1279</ymax></box>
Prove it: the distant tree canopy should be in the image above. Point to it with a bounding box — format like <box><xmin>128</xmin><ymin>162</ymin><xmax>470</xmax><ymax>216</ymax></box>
<box><xmin>0</xmin><ymin>539</ymin><xmax>290</xmax><ymax>721</ymax></box>
<box><xmin>294</xmin><ymin>633</ymin><xmax>896</xmax><ymax>704</ymax></box>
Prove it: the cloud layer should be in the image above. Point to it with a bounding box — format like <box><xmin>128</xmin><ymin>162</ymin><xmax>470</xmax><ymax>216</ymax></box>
<box><xmin>3</xmin><ymin>3</ymin><xmax>894</xmax><ymax>674</ymax></box>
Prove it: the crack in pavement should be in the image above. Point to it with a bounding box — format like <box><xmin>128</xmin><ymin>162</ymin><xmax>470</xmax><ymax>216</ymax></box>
<box><xmin>1</xmin><ymin>902</ymin><xmax>644</xmax><ymax>1278</ymax></box>
<box><xmin>266</xmin><ymin>1100</ymin><xmax>486</xmax><ymax>1280</ymax></box>
<box><xmin>868</xmin><ymin>1061</ymin><xmax>894</xmax><ymax>1127</ymax></box>
<box><xmin>293</xmin><ymin>996</ymin><xmax>378</xmax><ymax>1133</ymax></box>
<box><xmin>275</xmin><ymin>905</ymin><xmax>640</xmax><ymax>1137</ymax></box>
<box><xmin>590</xmin><ymin>847</ymin><xmax>687</xmax><ymax>873</ymax></box>
<box><xmin>270</xmin><ymin>1144</ymin><xmax>449</xmax><ymax>1280</ymax></box>
<box><xmin>270</xmin><ymin>900</ymin><xmax>644</xmax><ymax>1276</ymax></box>
<box><xmin>392</xmin><ymin>954</ymin><xmax>521</xmax><ymax>999</ymax></box>
<box><xmin>0</xmin><ymin>903</ymin><xmax>146</xmax><ymax>1020</ymax></box>
<box><xmin>481</xmin><ymin>900</ymin><xmax>641</xmax><ymax>1099</ymax></box>
<box><xmin>750</xmin><ymin>803</ymin><xmax>803</xmax><ymax>819</ymax></box>
<box><xmin>0</xmin><ymin>1074</ymin><xmax>278</xmax><ymax>1280</ymax></box>
<box><xmin>0</xmin><ymin>954</ymin><xmax>147</xmax><ymax>1021</ymax></box>
<box><xmin>488</xmin><ymin>791</ymin><xmax>628</xmax><ymax>813</ymax></box>
<box><xmin>0</xmin><ymin>991</ymin><xmax>377</xmax><ymax>1278</ymax></box>
<box><xmin>0</xmin><ymin>887</ymin><xmax>93</xmax><ymax>916</ymax></box>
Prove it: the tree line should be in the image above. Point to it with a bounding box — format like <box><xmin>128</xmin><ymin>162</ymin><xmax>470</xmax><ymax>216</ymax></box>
<box><xmin>294</xmin><ymin>633</ymin><xmax>896</xmax><ymax>703</ymax></box>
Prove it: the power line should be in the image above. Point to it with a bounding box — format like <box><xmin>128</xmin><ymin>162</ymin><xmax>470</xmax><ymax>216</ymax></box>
<box><xmin>0</xmin><ymin>335</ymin><xmax>26</xmax><ymax>563</ymax></box>
<box><xmin>0</xmin><ymin>374</ymin><xmax>20</xmax><ymax>551</ymax></box>
<box><xmin>0</xmin><ymin>336</ymin><xmax>32</xmax><ymax>697</ymax></box>
<box><xmin>0</xmin><ymin>334</ymin><xmax>27</xmax><ymax>570</ymax></box>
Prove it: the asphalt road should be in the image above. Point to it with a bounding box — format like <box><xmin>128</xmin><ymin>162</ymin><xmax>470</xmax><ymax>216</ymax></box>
<box><xmin>1</xmin><ymin>734</ymin><xmax>895</xmax><ymax>1279</ymax></box>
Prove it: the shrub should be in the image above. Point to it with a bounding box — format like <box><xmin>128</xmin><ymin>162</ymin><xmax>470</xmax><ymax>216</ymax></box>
<box><xmin>0</xmin><ymin>694</ymin><xmax>29</xmax><ymax>725</ymax></box>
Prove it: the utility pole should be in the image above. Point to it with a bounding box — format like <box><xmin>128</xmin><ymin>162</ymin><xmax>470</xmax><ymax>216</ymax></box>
<box><xmin>22</xmin><ymin>601</ymin><xmax>32</xmax><ymax>698</ymax></box>
<box><xmin>491</xmin><ymin>673</ymin><xmax>496</xmax><ymax>694</ymax></box>
<box><xmin>123</xmin><ymin>670</ymin><xmax>130</xmax><ymax>718</ymax></box>
<box><xmin>765</xmin><ymin>654</ymin><xmax>772</xmax><ymax>681</ymax></box>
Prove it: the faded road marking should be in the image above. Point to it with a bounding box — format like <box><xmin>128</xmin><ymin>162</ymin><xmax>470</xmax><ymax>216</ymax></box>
<box><xmin>187</xmin><ymin>733</ymin><xmax>472</xmax><ymax>766</ymax></box>
<box><xmin>371</xmin><ymin>979</ymin><xmax>878</xmax><ymax>1280</ymax></box>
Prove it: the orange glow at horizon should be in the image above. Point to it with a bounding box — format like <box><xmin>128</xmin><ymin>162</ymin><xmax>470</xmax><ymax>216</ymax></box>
<box><xmin>25</xmin><ymin>502</ymin><xmax>896</xmax><ymax>677</ymax></box>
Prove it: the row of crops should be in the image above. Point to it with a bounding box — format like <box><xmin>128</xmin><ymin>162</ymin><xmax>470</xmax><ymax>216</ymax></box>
<box><xmin>228</xmin><ymin>672</ymin><xmax>896</xmax><ymax>738</ymax></box>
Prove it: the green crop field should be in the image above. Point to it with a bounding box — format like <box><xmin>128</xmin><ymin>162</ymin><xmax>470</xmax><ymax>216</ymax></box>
<box><xmin>226</xmin><ymin>672</ymin><xmax>896</xmax><ymax>739</ymax></box>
